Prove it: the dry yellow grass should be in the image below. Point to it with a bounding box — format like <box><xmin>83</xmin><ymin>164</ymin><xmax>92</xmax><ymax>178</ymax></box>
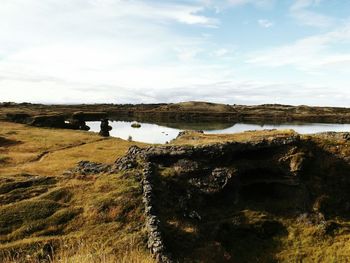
<box><xmin>0</xmin><ymin>121</ymin><xmax>146</xmax><ymax>176</ymax></box>
<box><xmin>3</xmin><ymin>120</ymin><xmax>350</xmax><ymax>262</ymax></box>
<box><xmin>0</xmin><ymin>121</ymin><xmax>154</xmax><ymax>262</ymax></box>
<box><xmin>3</xmin><ymin>240</ymin><xmax>154</xmax><ymax>263</ymax></box>
<box><xmin>52</xmin><ymin>238</ymin><xmax>154</xmax><ymax>263</ymax></box>
<box><xmin>275</xmin><ymin>220</ymin><xmax>350</xmax><ymax>262</ymax></box>
<box><xmin>171</xmin><ymin>129</ymin><xmax>296</xmax><ymax>146</ymax></box>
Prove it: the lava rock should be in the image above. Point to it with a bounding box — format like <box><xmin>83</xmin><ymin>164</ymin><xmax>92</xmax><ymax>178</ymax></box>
<box><xmin>99</xmin><ymin>119</ymin><xmax>112</xmax><ymax>137</ymax></box>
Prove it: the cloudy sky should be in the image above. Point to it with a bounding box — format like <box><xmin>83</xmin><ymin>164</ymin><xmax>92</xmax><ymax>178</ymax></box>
<box><xmin>1</xmin><ymin>0</ymin><xmax>350</xmax><ymax>106</ymax></box>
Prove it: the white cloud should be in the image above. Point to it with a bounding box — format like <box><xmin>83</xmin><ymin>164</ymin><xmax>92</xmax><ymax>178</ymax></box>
<box><xmin>212</xmin><ymin>48</ymin><xmax>229</xmax><ymax>57</ymax></box>
<box><xmin>247</xmin><ymin>23</ymin><xmax>350</xmax><ymax>71</ymax></box>
<box><xmin>227</xmin><ymin>0</ymin><xmax>275</xmax><ymax>8</ymax></box>
<box><xmin>290</xmin><ymin>0</ymin><xmax>335</xmax><ymax>28</ymax></box>
<box><xmin>202</xmin><ymin>0</ymin><xmax>275</xmax><ymax>11</ymax></box>
<box><xmin>258</xmin><ymin>19</ymin><xmax>274</xmax><ymax>28</ymax></box>
<box><xmin>290</xmin><ymin>0</ymin><xmax>322</xmax><ymax>11</ymax></box>
<box><xmin>1</xmin><ymin>0</ymin><xmax>350</xmax><ymax>107</ymax></box>
<box><xmin>0</xmin><ymin>0</ymin><xmax>226</xmax><ymax>104</ymax></box>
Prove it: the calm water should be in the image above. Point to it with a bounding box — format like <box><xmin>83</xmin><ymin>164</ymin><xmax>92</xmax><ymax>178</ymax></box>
<box><xmin>87</xmin><ymin>121</ymin><xmax>350</xmax><ymax>144</ymax></box>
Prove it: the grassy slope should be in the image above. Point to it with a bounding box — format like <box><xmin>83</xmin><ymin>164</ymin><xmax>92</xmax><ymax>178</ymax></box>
<box><xmin>156</xmin><ymin>101</ymin><xmax>235</xmax><ymax>113</ymax></box>
<box><xmin>0</xmin><ymin>121</ymin><xmax>154</xmax><ymax>262</ymax></box>
<box><xmin>171</xmin><ymin>129</ymin><xmax>297</xmax><ymax>146</ymax></box>
<box><xmin>2</xmin><ymin>121</ymin><xmax>350</xmax><ymax>262</ymax></box>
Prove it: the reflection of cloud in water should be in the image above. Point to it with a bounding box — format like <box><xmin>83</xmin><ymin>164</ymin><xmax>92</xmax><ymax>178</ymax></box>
<box><xmin>87</xmin><ymin>121</ymin><xmax>180</xmax><ymax>144</ymax></box>
<box><xmin>87</xmin><ymin>121</ymin><xmax>350</xmax><ymax>144</ymax></box>
<box><xmin>207</xmin><ymin>123</ymin><xmax>350</xmax><ymax>135</ymax></box>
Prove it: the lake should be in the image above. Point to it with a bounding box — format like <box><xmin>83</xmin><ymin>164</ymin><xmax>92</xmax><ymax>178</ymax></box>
<box><xmin>86</xmin><ymin>121</ymin><xmax>350</xmax><ymax>144</ymax></box>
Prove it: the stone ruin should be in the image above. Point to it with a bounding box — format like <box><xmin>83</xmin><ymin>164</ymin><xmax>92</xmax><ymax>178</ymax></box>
<box><xmin>111</xmin><ymin>133</ymin><xmax>350</xmax><ymax>262</ymax></box>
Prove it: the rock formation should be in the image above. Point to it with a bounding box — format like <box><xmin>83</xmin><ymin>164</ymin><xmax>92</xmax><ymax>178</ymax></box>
<box><xmin>29</xmin><ymin>114</ymin><xmax>67</xmax><ymax>128</ymax></box>
<box><xmin>99</xmin><ymin>119</ymin><xmax>112</xmax><ymax>137</ymax></box>
<box><xmin>71</xmin><ymin>111</ymin><xmax>107</xmax><ymax>121</ymax></box>
<box><xmin>67</xmin><ymin>118</ymin><xmax>90</xmax><ymax>131</ymax></box>
<box><xmin>112</xmin><ymin>134</ymin><xmax>350</xmax><ymax>262</ymax></box>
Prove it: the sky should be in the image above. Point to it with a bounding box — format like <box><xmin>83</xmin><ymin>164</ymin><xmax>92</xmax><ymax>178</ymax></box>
<box><xmin>1</xmin><ymin>0</ymin><xmax>350</xmax><ymax>106</ymax></box>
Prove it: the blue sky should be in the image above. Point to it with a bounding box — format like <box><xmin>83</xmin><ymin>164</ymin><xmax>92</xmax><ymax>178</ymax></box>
<box><xmin>1</xmin><ymin>0</ymin><xmax>350</xmax><ymax>106</ymax></box>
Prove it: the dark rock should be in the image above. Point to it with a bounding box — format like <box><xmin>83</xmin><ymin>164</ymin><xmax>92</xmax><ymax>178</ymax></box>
<box><xmin>72</xmin><ymin>111</ymin><xmax>107</xmax><ymax>121</ymax></box>
<box><xmin>114</xmin><ymin>146</ymin><xmax>141</xmax><ymax>171</ymax></box>
<box><xmin>131</xmin><ymin>122</ymin><xmax>142</xmax><ymax>128</ymax></box>
<box><xmin>343</xmin><ymin>133</ymin><xmax>350</xmax><ymax>141</ymax></box>
<box><xmin>29</xmin><ymin>114</ymin><xmax>67</xmax><ymax>128</ymax></box>
<box><xmin>189</xmin><ymin>167</ymin><xmax>236</xmax><ymax>194</ymax></box>
<box><xmin>6</xmin><ymin>113</ymin><xmax>31</xmax><ymax>123</ymax></box>
<box><xmin>99</xmin><ymin>119</ymin><xmax>112</xmax><ymax>137</ymax></box>
<box><xmin>68</xmin><ymin>161</ymin><xmax>111</xmax><ymax>176</ymax></box>
<box><xmin>140</xmin><ymin>162</ymin><xmax>173</xmax><ymax>263</ymax></box>
<box><xmin>173</xmin><ymin>159</ymin><xmax>199</xmax><ymax>175</ymax></box>
<box><xmin>66</xmin><ymin>118</ymin><xmax>90</xmax><ymax>131</ymax></box>
<box><xmin>188</xmin><ymin>210</ymin><xmax>202</xmax><ymax>220</ymax></box>
<box><xmin>322</xmin><ymin>220</ymin><xmax>341</xmax><ymax>235</ymax></box>
<box><xmin>254</xmin><ymin>220</ymin><xmax>285</xmax><ymax>239</ymax></box>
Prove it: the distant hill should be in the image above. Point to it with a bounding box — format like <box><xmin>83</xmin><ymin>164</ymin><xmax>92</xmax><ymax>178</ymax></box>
<box><xmin>155</xmin><ymin>101</ymin><xmax>235</xmax><ymax>113</ymax></box>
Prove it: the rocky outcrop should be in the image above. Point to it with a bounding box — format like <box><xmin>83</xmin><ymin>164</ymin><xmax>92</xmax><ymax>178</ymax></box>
<box><xmin>112</xmin><ymin>135</ymin><xmax>302</xmax><ymax>262</ymax></box>
<box><xmin>71</xmin><ymin>111</ymin><xmax>107</xmax><ymax>121</ymax></box>
<box><xmin>189</xmin><ymin>167</ymin><xmax>237</xmax><ymax>194</ymax></box>
<box><xmin>66</xmin><ymin>118</ymin><xmax>90</xmax><ymax>131</ymax></box>
<box><xmin>5</xmin><ymin>113</ymin><xmax>31</xmax><ymax>123</ymax></box>
<box><xmin>99</xmin><ymin>119</ymin><xmax>112</xmax><ymax>137</ymax></box>
<box><xmin>176</xmin><ymin>130</ymin><xmax>203</xmax><ymax>139</ymax></box>
<box><xmin>4</xmin><ymin>111</ymin><xmax>106</xmax><ymax>131</ymax></box>
<box><xmin>66</xmin><ymin>161</ymin><xmax>112</xmax><ymax>176</ymax></box>
<box><xmin>29</xmin><ymin>114</ymin><xmax>67</xmax><ymax>128</ymax></box>
<box><xmin>62</xmin><ymin>133</ymin><xmax>350</xmax><ymax>262</ymax></box>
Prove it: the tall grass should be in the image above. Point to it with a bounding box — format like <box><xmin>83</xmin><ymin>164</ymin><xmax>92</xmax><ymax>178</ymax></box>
<box><xmin>2</xmin><ymin>238</ymin><xmax>155</xmax><ymax>263</ymax></box>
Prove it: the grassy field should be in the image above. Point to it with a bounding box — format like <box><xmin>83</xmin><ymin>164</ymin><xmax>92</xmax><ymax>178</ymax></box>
<box><xmin>0</xmin><ymin>121</ymin><xmax>153</xmax><ymax>262</ymax></box>
<box><xmin>2</xmin><ymin>120</ymin><xmax>350</xmax><ymax>262</ymax></box>
<box><xmin>172</xmin><ymin>129</ymin><xmax>297</xmax><ymax>145</ymax></box>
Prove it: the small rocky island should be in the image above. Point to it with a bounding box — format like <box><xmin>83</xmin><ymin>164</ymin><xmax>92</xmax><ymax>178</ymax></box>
<box><xmin>131</xmin><ymin>122</ymin><xmax>142</xmax><ymax>128</ymax></box>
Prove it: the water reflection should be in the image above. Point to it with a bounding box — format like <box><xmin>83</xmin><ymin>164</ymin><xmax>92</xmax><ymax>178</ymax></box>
<box><xmin>87</xmin><ymin>121</ymin><xmax>180</xmax><ymax>144</ymax></box>
<box><xmin>87</xmin><ymin>121</ymin><xmax>350</xmax><ymax>144</ymax></box>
